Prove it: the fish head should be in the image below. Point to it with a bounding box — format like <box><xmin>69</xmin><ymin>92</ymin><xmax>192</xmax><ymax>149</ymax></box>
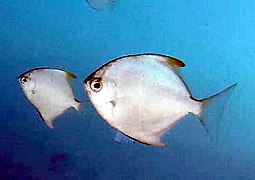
<box><xmin>18</xmin><ymin>68</ymin><xmax>67</xmax><ymax>97</ymax></box>
<box><xmin>18</xmin><ymin>70</ymin><xmax>37</xmax><ymax>98</ymax></box>
<box><xmin>83</xmin><ymin>66</ymin><xmax>117</xmax><ymax>122</ymax></box>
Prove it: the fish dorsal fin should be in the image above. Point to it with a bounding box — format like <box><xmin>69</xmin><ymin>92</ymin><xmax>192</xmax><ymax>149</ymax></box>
<box><xmin>166</xmin><ymin>57</ymin><xmax>185</xmax><ymax>68</ymax></box>
<box><xmin>65</xmin><ymin>71</ymin><xmax>76</xmax><ymax>79</ymax></box>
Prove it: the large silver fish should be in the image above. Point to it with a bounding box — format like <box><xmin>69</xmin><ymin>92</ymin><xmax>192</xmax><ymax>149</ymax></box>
<box><xmin>83</xmin><ymin>54</ymin><xmax>236</xmax><ymax>147</ymax></box>
<box><xmin>19</xmin><ymin>68</ymin><xmax>81</xmax><ymax>129</ymax></box>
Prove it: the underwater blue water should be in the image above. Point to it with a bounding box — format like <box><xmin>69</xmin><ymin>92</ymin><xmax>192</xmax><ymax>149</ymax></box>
<box><xmin>0</xmin><ymin>0</ymin><xmax>254</xmax><ymax>179</ymax></box>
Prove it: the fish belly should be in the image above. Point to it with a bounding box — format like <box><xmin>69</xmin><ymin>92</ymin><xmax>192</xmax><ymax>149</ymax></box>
<box><xmin>111</xmin><ymin>90</ymin><xmax>199</xmax><ymax>145</ymax></box>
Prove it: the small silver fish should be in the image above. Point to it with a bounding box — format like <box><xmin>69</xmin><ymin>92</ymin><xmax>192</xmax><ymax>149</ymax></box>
<box><xmin>19</xmin><ymin>68</ymin><xmax>81</xmax><ymax>129</ymax></box>
<box><xmin>83</xmin><ymin>54</ymin><xmax>236</xmax><ymax>147</ymax></box>
<box><xmin>85</xmin><ymin>0</ymin><xmax>115</xmax><ymax>10</ymax></box>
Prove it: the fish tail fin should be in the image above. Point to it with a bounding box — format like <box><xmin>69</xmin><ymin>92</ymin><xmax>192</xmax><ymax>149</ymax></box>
<box><xmin>73</xmin><ymin>99</ymin><xmax>81</xmax><ymax>111</ymax></box>
<box><xmin>195</xmin><ymin>83</ymin><xmax>237</xmax><ymax>140</ymax></box>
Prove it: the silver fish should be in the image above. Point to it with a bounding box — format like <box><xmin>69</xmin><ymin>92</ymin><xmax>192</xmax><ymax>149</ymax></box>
<box><xmin>19</xmin><ymin>68</ymin><xmax>81</xmax><ymax>129</ymax></box>
<box><xmin>83</xmin><ymin>54</ymin><xmax>236</xmax><ymax>147</ymax></box>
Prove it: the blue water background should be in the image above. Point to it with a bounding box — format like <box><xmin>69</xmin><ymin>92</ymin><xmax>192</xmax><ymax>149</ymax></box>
<box><xmin>0</xmin><ymin>0</ymin><xmax>253</xmax><ymax>179</ymax></box>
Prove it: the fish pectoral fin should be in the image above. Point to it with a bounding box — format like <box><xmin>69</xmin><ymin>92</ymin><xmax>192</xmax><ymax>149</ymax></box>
<box><xmin>110</xmin><ymin>96</ymin><xmax>132</xmax><ymax>109</ymax></box>
<box><xmin>167</xmin><ymin>57</ymin><xmax>185</xmax><ymax>68</ymax></box>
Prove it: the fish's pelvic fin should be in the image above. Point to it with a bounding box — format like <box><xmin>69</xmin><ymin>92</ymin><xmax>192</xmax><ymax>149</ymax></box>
<box><xmin>167</xmin><ymin>57</ymin><xmax>185</xmax><ymax>68</ymax></box>
<box><xmin>194</xmin><ymin>83</ymin><xmax>237</xmax><ymax>141</ymax></box>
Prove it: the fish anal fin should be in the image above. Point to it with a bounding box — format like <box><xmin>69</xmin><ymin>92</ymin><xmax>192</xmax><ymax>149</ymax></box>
<box><xmin>167</xmin><ymin>57</ymin><xmax>185</xmax><ymax>68</ymax></box>
<box><xmin>45</xmin><ymin>120</ymin><xmax>54</xmax><ymax>129</ymax></box>
<box><xmin>133</xmin><ymin>134</ymin><xmax>166</xmax><ymax>148</ymax></box>
<box><xmin>153</xmin><ymin>142</ymin><xmax>166</xmax><ymax>148</ymax></box>
<box><xmin>113</xmin><ymin>129</ymin><xmax>166</xmax><ymax>147</ymax></box>
<box><xmin>149</xmin><ymin>136</ymin><xmax>166</xmax><ymax>148</ymax></box>
<box><xmin>41</xmin><ymin>114</ymin><xmax>55</xmax><ymax>129</ymax></box>
<box><xmin>36</xmin><ymin>109</ymin><xmax>56</xmax><ymax>129</ymax></box>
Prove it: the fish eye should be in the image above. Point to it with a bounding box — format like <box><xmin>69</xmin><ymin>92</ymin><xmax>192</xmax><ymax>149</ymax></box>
<box><xmin>90</xmin><ymin>78</ymin><xmax>103</xmax><ymax>92</ymax></box>
<box><xmin>20</xmin><ymin>77</ymin><xmax>28</xmax><ymax>84</ymax></box>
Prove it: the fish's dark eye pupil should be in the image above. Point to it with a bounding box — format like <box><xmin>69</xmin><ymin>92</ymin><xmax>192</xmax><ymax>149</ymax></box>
<box><xmin>90</xmin><ymin>78</ymin><xmax>102</xmax><ymax>92</ymax></box>
<box><xmin>22</xmin><ymin>77</ymin><xmax>27</xmax><ymax>83</ymax></box>
<box><xmin>93</xmin><ymin>82</ymin><xmax>101</xmax><ymax>89</ymax></box>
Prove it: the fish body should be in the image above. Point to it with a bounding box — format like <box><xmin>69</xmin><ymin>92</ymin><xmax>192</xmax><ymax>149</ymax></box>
<box><xmin>86</xmin><ymin>0</ymin><xmax>114</xmax><ymax>10</ymax></box>
<box><xmin>19</xmin><ymin>68</ymin><xmax>80</xmax><ymax>129</ymax></box>
<box><xmin>84</xmin><ymin>54</ymin><xmax>236</xmax><ymax>147</ymax></box>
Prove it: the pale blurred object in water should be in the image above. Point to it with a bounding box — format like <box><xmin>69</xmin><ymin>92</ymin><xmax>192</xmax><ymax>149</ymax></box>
<box><xmin>85</xmin><ymin>0</ymin><xmax>115</xmax><ymax>10</ymax></box>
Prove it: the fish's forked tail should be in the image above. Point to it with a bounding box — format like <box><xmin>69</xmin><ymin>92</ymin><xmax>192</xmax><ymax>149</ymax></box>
<box><xmin>195</xmin><ymin>83</ymin><xmax>237</xmax><ymax>141</ymax></box>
